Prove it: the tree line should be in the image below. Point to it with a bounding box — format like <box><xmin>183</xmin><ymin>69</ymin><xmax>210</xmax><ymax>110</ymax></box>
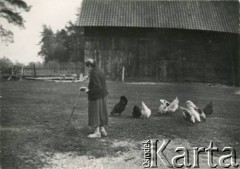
<box><xmin>38</xmin><ymin>23</ymin><xmax>83</xmax><ymax>63</ymax></box>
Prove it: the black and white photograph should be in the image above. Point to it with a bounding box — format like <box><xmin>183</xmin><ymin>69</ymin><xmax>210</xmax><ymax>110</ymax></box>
<box><xmin>1</xmin><ymin>0</ymin><xmax>240</xmax><ymax>168</ymax></box>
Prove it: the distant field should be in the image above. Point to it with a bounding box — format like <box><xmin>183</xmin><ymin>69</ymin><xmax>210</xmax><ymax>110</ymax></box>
<box><xmin>1</xmin><ymin>80</ymin><xmax>240</xmax><ymax>169</ymax></box>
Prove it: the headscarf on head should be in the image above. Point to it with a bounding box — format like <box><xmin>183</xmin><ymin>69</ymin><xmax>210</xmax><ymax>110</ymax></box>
<box><xmin>85</xmin><ymin>59</ymin><xmax>96</xmax><ymax>68</ymax></box>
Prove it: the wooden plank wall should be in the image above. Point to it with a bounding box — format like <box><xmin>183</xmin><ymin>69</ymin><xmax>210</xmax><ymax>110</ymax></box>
<box><xmin>83</xmin><ymin>27</ymin><xmax>238</xmax><ymax>84</ymax></box>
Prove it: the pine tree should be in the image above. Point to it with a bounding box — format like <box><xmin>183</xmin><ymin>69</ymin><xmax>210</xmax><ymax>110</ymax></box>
<box><xmin>0</xmin><ymin>0</ymin><xmax>31</xmax><ymax>43</ymax></box>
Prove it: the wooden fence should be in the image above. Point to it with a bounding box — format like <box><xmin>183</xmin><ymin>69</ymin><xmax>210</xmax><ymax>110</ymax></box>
<box><xmin>23</xmin><ymin>67</ymin><xmax>85</xmax><ymax>77</ymax></box>
<box><xmin>1</xmin><ymin>65</ymin><xmax>85</xmax><ymax>79</ymax></box>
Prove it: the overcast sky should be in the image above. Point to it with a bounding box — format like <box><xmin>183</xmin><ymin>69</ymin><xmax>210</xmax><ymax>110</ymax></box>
<box><xmin>0</xmin><ymin>0</ymin><xmax>82</xmax><ymax>64</ymax></box>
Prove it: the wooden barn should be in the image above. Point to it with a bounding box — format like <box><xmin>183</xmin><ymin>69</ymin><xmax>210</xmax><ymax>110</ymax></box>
<box><xmin>77</xmin><ymin>0</ymin><xmax>239</xmax><ymax>86</ymax></box>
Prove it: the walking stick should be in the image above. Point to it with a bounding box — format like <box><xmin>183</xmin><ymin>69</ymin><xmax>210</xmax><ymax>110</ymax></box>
<box><xmin>65</xmin><ymin>92</ymin><xmax>81</xmax><ymax>128</ymax></box>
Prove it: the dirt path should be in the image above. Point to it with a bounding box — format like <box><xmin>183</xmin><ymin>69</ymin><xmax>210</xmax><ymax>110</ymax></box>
<box><xmin>43</xmin><ymin>140</ymin><xmax>142</xmax><ymax>169</ymax></box>
<box><xmin>42</xmin><ymin>138</ymin><xmax>223</xmax><ymax>169</ymax></box>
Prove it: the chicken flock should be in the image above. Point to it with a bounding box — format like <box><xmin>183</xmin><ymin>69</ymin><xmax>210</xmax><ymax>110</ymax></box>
<box><xmin>111</xmin><ymin>95</ymin><xmax>213</xmax><ymax>124</ymax></box>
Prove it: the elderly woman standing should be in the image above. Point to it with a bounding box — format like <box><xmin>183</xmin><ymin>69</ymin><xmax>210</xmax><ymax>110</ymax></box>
<box><xmin>80</xmin><ymin>59</ymin><xmax>109</xmax><ymax>138</ymax></box>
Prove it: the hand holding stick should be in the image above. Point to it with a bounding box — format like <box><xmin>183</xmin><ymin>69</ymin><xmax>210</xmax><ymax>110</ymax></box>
<box><xmin>79</xmin><ymin>86</ymin><xmax>89</xmax><ymax>92</ymax></box>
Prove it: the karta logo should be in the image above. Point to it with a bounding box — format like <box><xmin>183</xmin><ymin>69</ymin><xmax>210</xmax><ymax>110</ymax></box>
<box><xmin>142</xmin><ymin>140</ymin><xmax>239</xmax><ymax>168</ymax></box>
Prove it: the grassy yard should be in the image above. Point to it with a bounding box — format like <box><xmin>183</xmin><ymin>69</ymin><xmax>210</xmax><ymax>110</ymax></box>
<box><xmin>1</xmin><ymin>80</ymin><xmax>240</xmax><ymax>169</ymax></box>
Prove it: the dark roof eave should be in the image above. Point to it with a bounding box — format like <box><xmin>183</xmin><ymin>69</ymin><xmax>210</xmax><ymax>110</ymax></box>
<box><xmin>77</xmin><ymin>25</ymin><xmax>239</xmax><ymax>34</ymax></box>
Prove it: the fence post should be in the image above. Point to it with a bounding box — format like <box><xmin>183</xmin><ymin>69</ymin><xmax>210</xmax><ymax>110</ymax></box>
<box><xmin>33</xmin><ymin>64</ymin><xmax>36</xmax><ymax>77</ymax></box>
<box><xmin>20</xmin><ymin>66</ymin><xmax>24</xmax><ymax>80</ymax></box>
<box><xmin>122</xmin><ymin>66</ymin><xmax>125</xmax><ymax>82</ymax></box>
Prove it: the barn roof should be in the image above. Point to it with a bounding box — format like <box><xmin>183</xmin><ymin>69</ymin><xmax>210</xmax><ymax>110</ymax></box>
<box><xmin>77</xmin><ymin>0</ymin><xmax>239</xmax><ymax>34</ymax></box>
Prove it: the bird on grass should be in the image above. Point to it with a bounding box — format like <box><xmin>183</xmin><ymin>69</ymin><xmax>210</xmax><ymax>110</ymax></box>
<box><xmin>203</xmin><ymin>101</ymin><xmax>213</xmax><ymax>116</ymax></box>
<box><xmin>141</xmin><ymin>101</ymin><xmax>151</xmax><ymax>118</ymax></box>
<box><xmin>167</xmin><ymin>97</ymin><xmax>179</xmax><ymax>113</ymax></box>
<box><xmin>180</xmin><ymin>101</ymin><xmax>202</xmax><ymax>124</ymax></box>
<box><xmin>110</xmin><ymin>96</ymin><xmax>128</xmax><ymax>116</ymax></box>
<box><xmin>158</xmin><ymin>97</ymin><xmax>179</xmax><ymax>114</ymax></box>
<box><xmin>180</xmin><ymin>107</ymin><xmax>196</xmax><ymax>124</ymax></box>
<box><xmin>186</xmin><ymin>100</ymin><xmax>206</xmax><ymax>121</ymax></box>
<box><xmin>158</xmin><ymin>99</ymin><xmax>170</xmax><ymax>114</ymax></box>
<box><xmin>132</xmin><ymin>105</ymin><xmax>142</xmax><ymax>118</ymax></box>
